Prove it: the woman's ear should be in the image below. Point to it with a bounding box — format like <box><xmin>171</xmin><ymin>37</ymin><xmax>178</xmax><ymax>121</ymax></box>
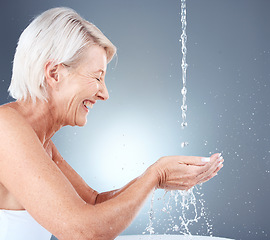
<box><xmin>44</xmin><ymin>60</ymin><xmax>60</xmax><ymax>89</ymax></box>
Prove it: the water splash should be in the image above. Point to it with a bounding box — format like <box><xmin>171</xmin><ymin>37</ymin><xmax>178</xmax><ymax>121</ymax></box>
<box><xmin>177</xmin><ymin>189</ymin><xmax>199</xmax><ymax>235</ymax></box>
<box><xmin>180</xmin><ymin>0</ymin><xmax>189</xmax><ymax>148</ymax></box>
<box><xmin>144</xmin><ymin>188</ymin><xmax>213</xmax><ymax>236</ymax></box>
<box><xmin>144</xmin><ymin>191</ymin><xmax>155</xmax><ymax>235</ymax></box>
<box><xmin>161</xmin><ymin>186</ymin><xmax>213</xmax><ymax>236</ymax></box>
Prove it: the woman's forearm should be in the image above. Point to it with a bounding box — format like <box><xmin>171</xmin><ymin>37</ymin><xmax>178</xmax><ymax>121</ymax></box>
<box><xmin>95</xmin><ymin>178</ymin><xmax>139</xmax><ymax>204</ymax></box>
<box><xmin>58</xmin><ymin>155</ymin><xmax>222</xmax><ymax>240</ymax></box>
<box><xmin>78</xmin><ymin>166</ymin><xmax>158</xmax><ymax>240</ymax></box>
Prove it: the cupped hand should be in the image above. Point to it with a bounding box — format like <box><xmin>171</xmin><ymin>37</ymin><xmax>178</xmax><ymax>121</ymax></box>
<box><xmin>152</xmin><ymin>153</ymin><xmax>223</xmax><ymax>190</ymax></box>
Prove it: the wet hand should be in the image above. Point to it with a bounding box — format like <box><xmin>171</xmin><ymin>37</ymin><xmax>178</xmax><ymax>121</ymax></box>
<box><xmin>152</xmin><ymin>153</ymin><xmax>223</xmax><ymax>190</ymax></box>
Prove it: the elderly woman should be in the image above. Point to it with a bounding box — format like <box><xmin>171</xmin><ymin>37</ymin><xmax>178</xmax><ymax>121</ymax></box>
<box><xmin>0</xmin><ymin>7</ymin><xmax>223</xmax><ymax>240</ymax></box>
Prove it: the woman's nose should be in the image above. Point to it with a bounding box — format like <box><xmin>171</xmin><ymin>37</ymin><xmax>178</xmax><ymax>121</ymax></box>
<box><xmin>96</xmin><ymin>82</ymin><xmax>109</xmax><ymax>101</ymax></box>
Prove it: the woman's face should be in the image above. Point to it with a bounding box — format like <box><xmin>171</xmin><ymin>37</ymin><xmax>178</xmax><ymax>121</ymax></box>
<box><xmin>55</xmin><ymin>45</ymin><xmax>109</xmax><ymax>126</ymax></box>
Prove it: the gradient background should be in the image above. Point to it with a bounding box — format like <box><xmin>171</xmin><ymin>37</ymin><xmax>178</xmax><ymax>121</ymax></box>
<box><xmin>0</xmin><ymin>0</ymin><xmax>269</xmax><ymax>240</ymax></box>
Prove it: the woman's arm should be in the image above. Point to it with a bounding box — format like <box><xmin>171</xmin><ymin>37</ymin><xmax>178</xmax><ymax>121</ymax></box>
<box><xmin>51</xmin><ymin>143</ymin><xmax>221</xmax><ymax>204</ymax></box>
<box><xmin>0</xmin><ymin>108</ymin><xmax>222</xmax><ymax>240</ymax></box>
<box><xmin>95</xmin><ymin>155</ymin><xmax>223</xmax><ymax>203</ymax></box>
<box><xmin>50</xmin><ymin>141</ymin><xmax>139</xmax><ymax>204</ymax></box>
<box><xmin>0</xmin><ymin>108</ymin><xmax>155</xmax><ymax>240</ymax></box>
<box><xmin>50</xmin><ymin>141</ymin><xmax>99</xmax><ymax>205</ymax></box>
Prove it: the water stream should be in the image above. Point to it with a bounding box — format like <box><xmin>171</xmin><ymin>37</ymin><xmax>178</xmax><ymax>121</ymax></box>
<box><xmin>180</xmin><ymin>0</ymin><xmax>188</xmax><ymax>149</ymax></box>
<box><xmin>144</xmin><ymin>1</ymin><xmax>213</xmax><ymax>236</ymax></box>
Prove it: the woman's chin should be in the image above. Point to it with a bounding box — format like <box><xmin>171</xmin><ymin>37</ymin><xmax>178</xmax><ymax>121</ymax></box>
<box><xmin>73</xmin><ymin>107</ymin><xmax>89</xmax><ymax>126</ymax></box>
<box><xmin>75</xmin><ymin>118</ymin><xmax>87</xmax><ymax>127</ymax></box>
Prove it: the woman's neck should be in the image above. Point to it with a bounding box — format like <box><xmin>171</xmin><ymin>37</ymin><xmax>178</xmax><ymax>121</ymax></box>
<box><xmin>8</xmin><ymin>98</ymin><xmax>63</xmax><ymax>145</ymax></box>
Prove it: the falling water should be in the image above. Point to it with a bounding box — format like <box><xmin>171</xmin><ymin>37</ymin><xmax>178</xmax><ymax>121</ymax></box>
<box><xmin>180</xmin><ymin>0</ymin><xmax>188</xmax><ymax>148</ymax></box>
<box><xmin>178</xmin><ymin>2</ymin><xmax>213</xmax><ymax>236</ymax></box>
<box><xmin>144</xmin><ymin>191</ymin><xmax>156</xmax><ymax>235</ymax></box>
<box><xmin>144</xmin><ymin>187</ymin><xmax>213</xmax><ymax>236</ymax></box>
<box><xmin>144</xmin><ymin>0</ymin><xmax>213</xmax><ymax>237</ymax></box>
<box><xmin>181</xmin><ymin>1</ymin><xmax>213</xmax><ymax>236</ymax></box>
<box><xmin>162</xmin><ymin>187</ymin><xmax>213</xmax><ymax>236</ymax></box>
<box><xmin>171</xmin><ymin>188</ymin><xmax>212</xmax><ymax>236</ymax></box>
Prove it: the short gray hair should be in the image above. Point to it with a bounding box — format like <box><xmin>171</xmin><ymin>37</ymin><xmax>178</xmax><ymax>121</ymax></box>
<box><xmin>9</xmin><ymin>7</ymin><xmax>117</xmax><ymax>101</ymax></box>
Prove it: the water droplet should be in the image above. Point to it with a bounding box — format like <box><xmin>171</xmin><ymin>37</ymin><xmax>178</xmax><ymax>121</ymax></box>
<box><xmin>181</xmin><ymin>87</ymin><xmax>187</xmax><ymax>95</ymax></box>
<box><xmin>181</xmin><ymin>122</ymin><xmax>188</xmax><ymax>128</ymax></box>
<box><xmin>181</xmin><ymin>105</ymin><xmax>187</xmax><ymax>111</ymax></box>
<box><xmin>181</xmin><ymin>141</ymin><xmax>189</xmax><ymax>148</ymax></box>
<box><xmin>173</xmin><ymin>225</ymin><xmax>179</xmax><ymax>231</ymax></box>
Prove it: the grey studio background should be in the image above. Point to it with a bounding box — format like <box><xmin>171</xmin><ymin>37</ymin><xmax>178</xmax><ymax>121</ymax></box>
<box><xmin>0</xmin><ymin>0</ymin><xmax>269</xmax><ymax>240</ymax></box>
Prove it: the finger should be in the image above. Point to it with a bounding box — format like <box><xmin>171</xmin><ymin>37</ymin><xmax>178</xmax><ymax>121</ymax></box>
<box><xmin>198</xmin><ymin>157</ymin><xmax>224</xmax><ymax>184</ymax></box>
<box><xmin>198</xmin><ymin>152</ymin><xmax>221</xmax><ymax>166</ymax></box>
<box><xmin>198</xmin><ymin>163</ymin><xmax>223</xmax><ymax>184</ymax></box>
<box><xmin>193</xmin><ymin>155</ymin><xmax>219</xmax><ymax>176</ymax></box>
<box><xmin>178</xmin><ymin>153</ymin><xmax>221</xmax><ymax>167</ymax></box>
<box><xmin>204</xmin><ymin>156</ymin><xmax>223</xmax><ymax>177</ymax></box>
<box><xmin>209</xmin><ymin>153</ymin><xmax>222</xmax><ymax>163</ymax></box>
<box><xmin>196</xmin><ymin>155</ymin><xmax>224</xmax><ymax>181</ymax></box>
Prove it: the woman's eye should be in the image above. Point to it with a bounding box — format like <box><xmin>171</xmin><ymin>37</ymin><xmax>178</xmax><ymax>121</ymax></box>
<box><xmin>96</xmin><ymin>78</ymin><xmax>101</xmax><ymax>82</ymax></box>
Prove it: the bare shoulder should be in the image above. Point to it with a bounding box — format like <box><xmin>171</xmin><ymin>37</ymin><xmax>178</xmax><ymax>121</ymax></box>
<box><xmin>0</xmin><ymin>103</ymin><xmax>20</xmax><ymax>116</ymax></box>
<box><xmin>0</xmin><ymin>103</ymin><xmax>44</xmax><ymax>182</ymax></box>
<box><xmin>0</xmin><ymin>104</ymin><xmax>38</xmax><ymax>143</ymax></box>
<box><xmin>0</xmin><ymin>103</ymin><xmax>88</xmax><ymax>237</ymax></box>
<box><xmin>0</xmin><ymin>103</ymin><xmax>27</xmax><ymax>120</ymax></box>
<box><xmin>0</xmin><ymin>104</ymin><xmax>31</xmax><ymax>130</ymax></box>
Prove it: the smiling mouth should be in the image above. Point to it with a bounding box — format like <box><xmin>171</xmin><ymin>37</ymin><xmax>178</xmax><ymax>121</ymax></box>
<box><xmin>83</xmin><ymin>100</ymin><xmax>94</xmax><ymax>109</ymax></box>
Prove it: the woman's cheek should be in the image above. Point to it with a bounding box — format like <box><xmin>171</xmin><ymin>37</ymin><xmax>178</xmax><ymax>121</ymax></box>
<box><xmin>87</xmin><ymin>81</ymin><xmax>99</xmax><ymax>96</ymax></box>
<box><xmin>94</xmin><ymin>82</ymin><xmax>99</xmax><ymax>94</ymax></box>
